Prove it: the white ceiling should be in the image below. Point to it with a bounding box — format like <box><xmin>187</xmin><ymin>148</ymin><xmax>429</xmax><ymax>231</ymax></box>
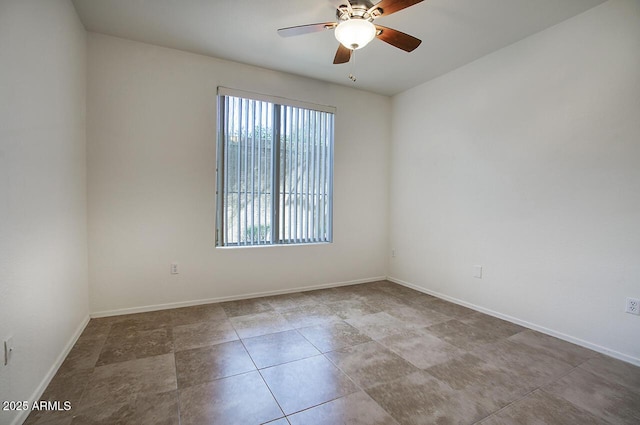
<box><xmin>71</xmin><ymin>0</ymin><xmax>606</xmax><ymax>96</ymax></box>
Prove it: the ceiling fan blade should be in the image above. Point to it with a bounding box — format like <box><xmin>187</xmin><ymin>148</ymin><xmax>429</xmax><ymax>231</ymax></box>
<box><xmin>333</xmin><ymin>44</ymin><xmax>352</xmax><ymax>64</ymax></box>
<box><xmin>277</xmin><ymin>22</ymin><xmax>337</xmax><ymax>37</ymax></box>
<box><xmin>368</xmin><ymin>0</ymin><xmax>424</xmax><ymax>17</ymax></box>
<box><xmin>375</xmin><ymin>25</ymin><xmax>421</xmax><ymax>52</ymax></box>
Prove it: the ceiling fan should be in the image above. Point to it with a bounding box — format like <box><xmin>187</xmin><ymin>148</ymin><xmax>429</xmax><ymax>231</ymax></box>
<box><xmin>277</xmin><ymin>0</ymin><xmax>424</xmax><ymax>64</ymax></box>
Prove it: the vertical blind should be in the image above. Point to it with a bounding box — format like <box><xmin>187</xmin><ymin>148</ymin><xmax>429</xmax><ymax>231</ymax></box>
<box><xmin>216</xmin><ymin>89</ymin><xmax>334</xmax><ymax>247</ymax></box>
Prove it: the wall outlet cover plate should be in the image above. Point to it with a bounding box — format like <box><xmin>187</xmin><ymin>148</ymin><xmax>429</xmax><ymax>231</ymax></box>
<box><xmin>474</xmin><ymin>265</ymin><xmax>483</xmax><ymax>279</ymax></box>
<box><xmin>4</xmin><ymin>336</ymin><xmax>14</xmax><ymax>366</ymax></box>
<box><xmin>625</xmin><ymin>297</ymin><xmax>640</xmax><ymax>315</ymax></box>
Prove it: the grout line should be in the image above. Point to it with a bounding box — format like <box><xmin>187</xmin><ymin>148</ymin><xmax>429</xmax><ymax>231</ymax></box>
<box><xmin>73</xmin><ymin>319</ymin><xmax>113</xmax><ymax>412</ymax></box>
<box><xmin>171</xmin><ymin>323</ymin><xmax>183</xmax><ymax>425</ymax></box>
<box><xmin>318</xmin><ymin>338</ymin><xmax>401</xmax><ymax>423</ymax></box>
<box><xmin>237</xmin><ymin>333</ymin><xmax>287</xmax><ymax>420</ymax></box>
<box><xmin>471</xmin><ymin>360</ymin><xmax>585</xmax><ymax>424</ymax></box>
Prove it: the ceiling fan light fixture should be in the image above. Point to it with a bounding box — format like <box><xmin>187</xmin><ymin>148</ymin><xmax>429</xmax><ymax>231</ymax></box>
<box><xmin>334</xmin><ymin>18</ymin><xmax>376</xmax><ymax>50</ymax></box>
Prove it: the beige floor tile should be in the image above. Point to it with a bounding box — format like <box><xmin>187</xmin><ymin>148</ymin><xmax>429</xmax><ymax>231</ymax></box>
<box><xmin>80</xmin><ymin>354</ymin><xmax>177</xmax><ymax>408</ymax></box>
<box><xmin>175</xmin><ymin>340</ymin><xmax>255</xmax><ymax>388</ymax></box>
<box><xmin>297</xmin><ymin>322</ymin><xmax>371</xmax><ymax>353</ymax></box>
<box><xmin>264</xmin><ymin>419</ymin><xmax>290</xmax><ymax>425</ymax></box>
<box><xmin>473</xmin><ymin>339</ymin><xmax>574</xmax><ymax>390</ymax></box>
<box><xmin>57</xmin><ymin>335</ymin><xmax>104</xmax><ymax>372</ymax></box>
<box><xmin>81</xmin><ymin>318</ymin><xmax>113</xmax><ymax>337</ymax></box>
<box><xmin>304</xmin><ymin>288</ymin><xmax>360</xmax><ymax>303</ymax></box>
<box><xmin>508</xmin><ymin>330</ymin><xmax>597</xmax><ymax>366</ymax></box>
<box><xmin>427</xmin><ymin>319</ymin><xmax>503</xmax><ymax>350</ymax></box>
<box><xmin>41</xmin><ymin>366</ymin><xmax>92</xmax><ymax>401</ymax></box>
<box><xmin>170</xmin><ymin>303</ymin><xmax>227</xmax><ymax>326</ymax></box>
<box><xmin>336</xmin><ymin>286</ymin><xmax>370</xmax><ymax>296</ymax></box>
<box><xmin>96</xmin><ymin>326</ymin><xmax>173</xmax><ymax>366</ymax></box>
<box><xmin>280</xmin><ymin>304</ymin><xmax>342</xmax><ymax>328</ymax></box>
<box><xmin>403</xmin><ymin>291</ymin><xmax>439</xmax><ymax>304</ymax></box>
<box><xmin>173</xmin><ymin>319</ymin><xmax>238</xmax><ymax>351</ymax></box>
<box><xmin>345</xmin><ymin>312</ymin><xmax>413</xmax><ymax>340</ymax></box>
<box><xmin>25</xmin><ymin>417</ymin><xmax>72</xmax><ymax>425</ymax></box>
<box><xmin>375</xmin><ymin>284</ymin><xmax>426</xmax><ymax>301</ymax></box>
<box><xmin>460</xmin><ymin>312</ymin><xmax>526</xmax><ymax>339</ymax></box>
<box><xmin>544</xmin><ymin>367</ymin><xmax>640</xmax><ymax>424</ymax></box>
<box><xmin>104</xmin><ymin>310</ymin><xmax>174</xmax><ymax>331</ymax></box>
<box><xmin>23</xmin><ymin>368</ymin><xmax>93</xmax><ymax>425</ymax></box>
<box><xmin>56</xmin><ymin>320</ymin><xmax>111</xmax><ymax>371</ymax></box>
<box><xmin>426</xmin><ymin>353</ymin><xmax>528</xmax><ymax>409</ymax></box>
<box><xmin>262</xmin><ymin>292</ymin><xmax>318</xmax><ymax>311</ymax></box>
<box><xmin>230</xmin><ymin>311</ymin><xmax>293</xmax><ymax>338</ymax></box>
<box><xmin>260</xmin><ymin>355</ymin><xmax>358</xmax><ymax>415</ymax></box>
<box><xmin>378</xmin><ymin>328</ymin><xmax>467</xmax><ymax>369</ymax></box>
<box><xmin>179</xmin><ymin>371</ymin><xmax>283</xmax><ymax>425</ymax></box>
<box><xmin>220</xmin><ymin>298</ymin><xmax>273</xmax><ymax>317</ymax></box>
<box><xmin>70</xmin><ymin>390</ymin><xmax>179</xmax><ymax>425</ymax></box>
<box><xmin>242</xmin><ymin>329</ymin><xmax>320</xmax><ymax>369</ymax></box>
<box><xmin>353</xmin><ymin>291</ymin><xmax>409</xmax><ymax>311</ymax></box>
<box><xmin>287</xmin><ymin>391</ymin><xmax>399</xmax><ymax>425</ymax></box>
<box><xmin>366</xmin><ymin>370</ymin><xmax>492</xmax><ymax>425</ymax></box>
<box><xmin>413</xmin><ymin>298</ymin><xmax>475</xmax><ymax>319</ymax></box>
<box><xmin>478</xmin><ymin>389</ymin><xmax>604</xmax><ymax>425</ymax></box>
<box><xmin>332</xmin><ymin>285</ymin><xmax>373</xmax><ymax>298</ymax></box>
<box><xmin>385</xmin><ymin>305</ymin><xmax>451</xmax><ymax>328</ymax></box>
<box><xmin>365</xmin><ymin>280</ymin><xmax>399</xmax><ymax>292</ymax></box>
<box><xmin>325</xmin><ymin>341</ymin><xmax>419</xmax><ymax>388</ymax></box>
<box><xmin>349</xmin><ymin>286</ymin><xmax>395</xmax><ymax>300</ymax></box>
<box><xmin>427</xmin><ymin>353</ymin><xmax>511</xmax><ymax>391</ymax></box>
<box><xmin>579</xmin><ymin>355</ymin><xmax>640</xmax><ymax>393</ymax></box>
<box><xmin>325</xmin><ymin>299</ymin><xmax>380</xmax><ymax>319</ymax></box>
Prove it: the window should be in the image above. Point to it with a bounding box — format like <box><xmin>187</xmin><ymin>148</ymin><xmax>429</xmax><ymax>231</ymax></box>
<box><xmin>216</xmin><ymin>88</ymin><xmax>334</xmax><ymax>247</ymax></box>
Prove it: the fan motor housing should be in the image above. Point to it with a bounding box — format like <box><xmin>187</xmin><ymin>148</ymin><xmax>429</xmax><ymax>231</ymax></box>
<box><xmin>337</xmin><ymin>1</ymin><xmax>380</xmax><ymax>22</ymax></box>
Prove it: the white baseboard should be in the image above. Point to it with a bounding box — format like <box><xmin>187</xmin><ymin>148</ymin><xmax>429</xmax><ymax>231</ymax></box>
<box><xmin>90</xmin><ymin>276</ymin><xmax>387</xmax><ymax>318</ymax></box>
<box><xmin>11</xmin><ymin>315</ymin><xmax>90</xmax><ymax>425</ymax></box>
<box><xmin>387</xmin><ymin>276</ymin><xmax>640</xmax><ymax>367</ymax></box>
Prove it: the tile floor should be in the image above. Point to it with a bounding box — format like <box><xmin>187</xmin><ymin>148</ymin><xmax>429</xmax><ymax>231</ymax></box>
<box><xmin>24</xmin><ymin>281</ymin><xmax>640</xmax><ymax>425</ymax></box>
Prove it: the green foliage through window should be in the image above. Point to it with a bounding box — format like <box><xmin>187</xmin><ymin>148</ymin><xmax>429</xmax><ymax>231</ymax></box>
<box><xmin>216</xmin><ymin>91</ymin><xmax>334</xmax><ymax>247</ymax></box>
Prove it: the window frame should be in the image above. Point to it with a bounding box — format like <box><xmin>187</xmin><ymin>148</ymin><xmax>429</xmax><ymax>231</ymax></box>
<box><xmin>215</xmin><ymin>87</ymin><xmax>335</xmax><ymax>248</ymax></box>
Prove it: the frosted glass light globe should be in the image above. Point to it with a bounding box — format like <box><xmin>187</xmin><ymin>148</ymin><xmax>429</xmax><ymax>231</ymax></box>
<box><xmin>335</xmin><ymin>19</ymin><xmax>376</xmax><ymax>50</ymax></box>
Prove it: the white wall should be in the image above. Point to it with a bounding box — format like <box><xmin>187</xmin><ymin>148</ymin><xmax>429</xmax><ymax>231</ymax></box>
<box><xmin>389</xmin><ymin>0</ymin><xmax>640</xmax><ymax>364</ymax></box>
<box><xmin>87</xmin><ymin>34</ymin><xmax>390</xmax><ymax>314</ymax></box>
<box><xmin>0</xmin><ymin>1</ymin><xmax>88</xmax><ymax>424</ymax></box>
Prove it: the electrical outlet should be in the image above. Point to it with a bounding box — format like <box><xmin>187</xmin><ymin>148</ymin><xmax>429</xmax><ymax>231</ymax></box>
<box><xmin>170</xmin><ymin>263</ymin><xmax>179</xmax><ymax>274</ymax></box>
<box><xmin>4</xmin><ymin>337</ymin><xmax>14</xmax><ymax>366</ymax></box>
<box><xmin>625</xmin><ymin>297</ymin><xmax>640</xmax><ymax>315</ymax></box>
<box><xmin>474</xmin><ymin>265</ymin><xmax>483</xmax><ymax>279</ymax></box>
<box><xmin>391</xmin><ymin>249</ymin><xmax>396</xmax><ymax>258</ymax></box>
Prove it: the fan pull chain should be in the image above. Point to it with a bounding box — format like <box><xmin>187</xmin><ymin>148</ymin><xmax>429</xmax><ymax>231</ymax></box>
<box><xmin>348</xmin><ymin>49</ymin><xmax>357</xmax><ymax>82</ymax></box>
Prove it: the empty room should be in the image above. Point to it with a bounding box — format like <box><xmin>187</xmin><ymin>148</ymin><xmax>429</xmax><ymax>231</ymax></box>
<box><xmin>1</xmin><ymin>0</ymin><xmax>639</xmax><ymax>424</ymax></box>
